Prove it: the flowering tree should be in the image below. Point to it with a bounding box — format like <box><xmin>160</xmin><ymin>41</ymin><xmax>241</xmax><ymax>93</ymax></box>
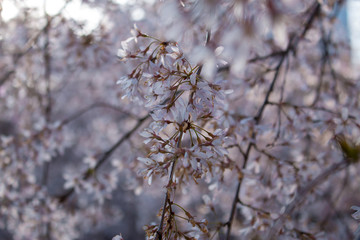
<box><xmin>0</xmin><ymin>0</ymin><xmax>359</xmax><ymax>239</ymax></box>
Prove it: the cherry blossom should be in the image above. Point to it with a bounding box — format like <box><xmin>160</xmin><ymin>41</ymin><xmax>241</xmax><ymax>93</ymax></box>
<box><xmin>0</xmin><ymin>0</ymin><xmax>359</xmax><ymax>239</ymax></box>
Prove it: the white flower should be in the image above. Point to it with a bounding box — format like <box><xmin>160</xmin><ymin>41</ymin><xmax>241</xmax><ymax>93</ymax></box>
<box><xmin>351</xmin><ymin>206</ymin><xmax>360</xmax><ymax>238</ymax></box>
<box><xmin>351</xmin><ymin>206</ymin><xmax>360</xmax><ymax>220</ymax></box>
<box><xmin>170</xmin><ymin>98</ymin><xmax>189</xmax><ymax>124</ymax></box>
<box><xmin>130</xmin><ymin>24</ymin><xmax>141</xmax><ymax>42</ymax></box>
<box><xmin>117</xmin><ymin>48</ymin><xmax>127</xmax><ymax>60</ymax></box>
<box><xmin>117</xmin><ymin>76</ymin><xmax>142</xmax><ymax>102</ymax></box>
<box><xmin>83</xmin><ymin>156</ymin><xmax>97</xmax><ymax>168</ymax></box>
<box><xmin>63</xmin><ymin>172</ymin><xmax>82</xmax><ymax>191</ymax></box>
<box><xmin>341</xmin><ymin>108</ymin><xmax>349</xmax><ymax>121</ymax></box>
<box><xmin>112</xmin><ymin>234</ymin><xmax>124</xmax><ymax>240</ymax></box>
<box><xmin>117</xmin><ymin>37</ymin><xmax>136</xmax><ymax>60</ymax></box>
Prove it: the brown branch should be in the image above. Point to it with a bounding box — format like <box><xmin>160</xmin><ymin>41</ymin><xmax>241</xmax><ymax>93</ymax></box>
<box><xmin>311</xmin><ymin>25</ymin><xmax>329</xmax><ymax>107</ymax></box>
<box><xmin>0</xmin><ymin>70</ymin><xmax>15</xmax><ymax>87</ymax></box>
<box><xmin>156</xmin><ymin>130</ymin><xmax>183</xmax><ymax>240</ymax></box>
<box><xmin>43</xmin><ymin>15</ymin><xmax>52</xmax><ymax>123</ymax></box>
<box><xmin>57</xmin><ymin>114</ymin><xmax>150</xmax><ymax>203</ymax></box>
<box><xmin>267</xmin><ymin>101</ymin><xmax>357</xmax><ymax>120</ymax></box>
<box><xmin>225</xmin><ymin>3</ymin><xmax>321</xmax><ymax>239</ymax></box>
<box><xmin>274</xmin><ymin>56</ymin><xmax>290</xmax><ymax>142</ymax></box>
<box><xmin>41</xmin><ymin>12</ymin><xmax>52</xmax><ymax>187</ymax></box>
<box><xmin>238</xmin><ymin>199</ymin><xmax>271</xmax><ymax>216</ymax></box>
<box><xmin>247</xmin><ymin>51</ymin><xmax>285</xmax><ymax>64</ymax></box>
<box><xmin>226</xmin><ymin>144</ymin><xmax>246</xmax><ymax>159</ymax></box>
<box><xmin>60</xmin><ymin>102</ymin><xmax>135</xmax><ymax>126</ymax></box>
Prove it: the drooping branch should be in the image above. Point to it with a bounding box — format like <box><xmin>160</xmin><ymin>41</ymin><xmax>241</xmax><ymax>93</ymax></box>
<box><xmin>60</xmin><ymin>102</ymin><xmax>136</xmax><ymax>126</ymax></box>
<box><xmin>156</xmin><ymin>30</ymin><xmax>211</xmax><ymax>240</ymax></box>
<box><xmin>156</xmin><ymin>130</ymin><xmax>183</xmax><ymax>240</ymax></box>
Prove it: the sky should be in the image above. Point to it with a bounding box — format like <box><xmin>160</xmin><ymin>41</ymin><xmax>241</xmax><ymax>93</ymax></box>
<box><xmin>1</xmin><ymin>0</ymin><xmax>146</xmax><ymax>32</ymax></box>
<box><xmin>347</xmin><ymin>0</ymin><xmax>360</xmax><ymax>66</ymax></box>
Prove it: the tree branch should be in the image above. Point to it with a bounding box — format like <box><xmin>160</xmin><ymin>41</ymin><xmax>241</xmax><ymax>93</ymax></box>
<box><xmin>156</xmin><ymin>130</ymin><xmax>183</xmax><ymax>240</ymax></box>
<box><xmin>60</xmin><ymin>102</ymin><xmax>135</xmax><ymax>126</ymax></box>
<box><xmin>57</xmin><ymin>114</ymin><xmax>150</xmax><ymax>203</ymax></box>
<box><xmin>225</xmin><ymin>3</ymin><xmax>321</xmax><ymax>239</ymax></box>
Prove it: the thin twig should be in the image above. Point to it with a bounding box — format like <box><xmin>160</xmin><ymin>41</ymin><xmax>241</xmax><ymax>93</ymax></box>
<box><xmin>41</xmin><ymin>11</ymin><xmax>52</xmax><ymax>187</ymax></box>
<box><xmin>267</xmin><ymin>101</ymin><xmax>357</xmax><ymax>120</ymax></box>
<box><xmin>60</xmin><ymin>102</ymin><xmax>135</xmax><ymax>126</ymax></box>
<box><xmin>156</xmin><ymin>130</ymin><xmax>183</xmax><ymax>240</ymax></box>
<box><xmin>247</xmin><ymin>51</ymin><xmax>285</xmax><ymax>63</ymax></box>
<box><xmin>226</xmin><ymin>144</ymin><xmax>246</xmax><ymax>159</ymax></box>
<box><xmin>311</xmin><ymin>24</ymin><xmax>328</xmax><ymax>107</ymax></box>
<box><xmin>42</xmin><ymin>3</ymin><xmax>54</xmax><ymax>237</ymax></box>
<box><xmin>274</xmin><ymin>56</ymin><xmax>290</xmax><ymax>142</ymax></box>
